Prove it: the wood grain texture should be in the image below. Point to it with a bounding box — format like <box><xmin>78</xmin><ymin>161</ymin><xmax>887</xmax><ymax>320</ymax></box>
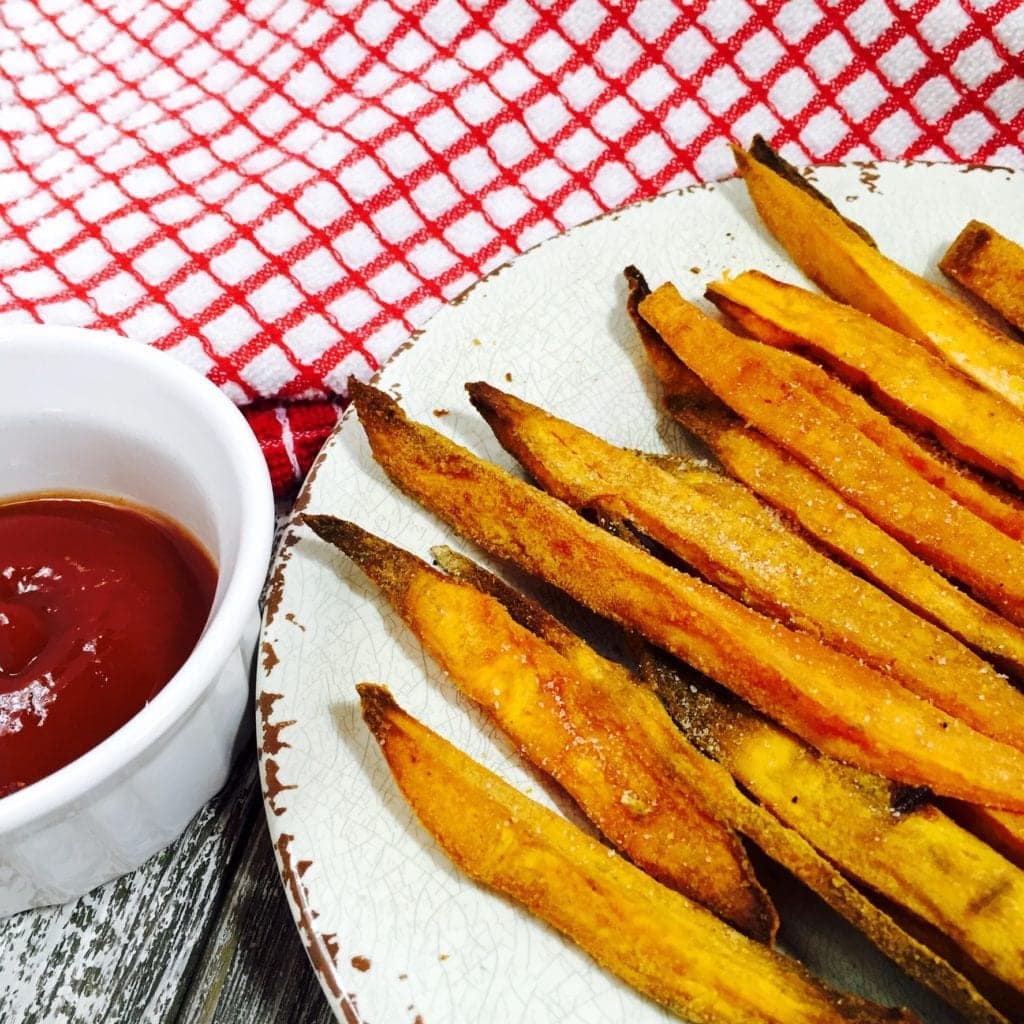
<box><xmin>0</xmin><ymin>753</ymin><xmax>330</xmax><ymax>1024</ymax></box>
<box><xmin>173</xmin><ymin>799</ymin><xmax>335</xmax><ymax>1024</ymax></box>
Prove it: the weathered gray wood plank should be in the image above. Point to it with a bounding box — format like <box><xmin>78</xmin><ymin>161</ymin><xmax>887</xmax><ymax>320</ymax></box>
<box><xmin>0</xmin><ymin>753</ymin><xmax>258</xmax><ymax>1024</ymax></box>
<box><xmin>171</xmin><ymin>801</ymin><xmax>333</xmax><ymax>1024</ymax></box>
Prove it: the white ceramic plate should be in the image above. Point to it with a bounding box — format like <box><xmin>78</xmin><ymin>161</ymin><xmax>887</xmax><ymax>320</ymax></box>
<box><xmin>258</xmin><ymin>161</ymin><xmax>1017</xmax><ymax>1024</ymax></box>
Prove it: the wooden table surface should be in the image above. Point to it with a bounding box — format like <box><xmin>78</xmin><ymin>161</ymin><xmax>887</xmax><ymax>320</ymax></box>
<box><xmin>0</xmin><ymin>742</ymin><xmax>335</xmax><ymax>1024</ymax></box>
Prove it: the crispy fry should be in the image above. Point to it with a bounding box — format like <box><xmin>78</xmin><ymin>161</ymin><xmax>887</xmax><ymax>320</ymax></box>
<box><xmin>631</xmin><ymin>316</ymin><xmax>1024</xmax><ymax>904</ymax></box>
<box><xmin>638</xmin><ymin>283</ymin><xmax>1024</xmax><ymax>624</ymax></box>
<box><xmin>643</xmin><ymin>655</ymin><xmax>1023</xmax><ymax>1023</ymax></box>
<box><xmin>305</xmin><ymin>516</ymin><xmax>776</xmax><ymax>940</ymax></box>
<box><xmin>706</xmin><ymin>270</ymin><xmax>1024</xmax><ymax>489</ymax></box>
<box><xmin>624</xmin><ymin>268</ymin><xmax>1024</xmax><ymax>681</ymax></box>
<box><xmin>357</xmin><ymin>684</ymin><xmax>917</xmax><ymax>1024</ymax></box>
<box><xmin>634</xmin><ymin>325</ymin><xmax>1024</xmax><ymax>874</ymax></box>
<box><xmin>349</xmin><ymin>379</ymin><xmax>1024</xmax><ymax>810</ymax></box>
<box><xmin>625</xmin><ymin>265</ymin><xmax>714</xmax><ymax>402</ymax></box>
<box><xmin>684</xmin><ymin>689</ymin><xmax>1024</xmax><ymax>997</ymax></box>
<box><xmin>745</xmin><ymin>136</ymin><xmax>879</xmax><ymax>247</ymax></box>
<box><xmin>940</xmin><ymin>220</ymin><xmax>1024</xmax><ymax>333</ymax></box>
<box><xmin>669</xmin><ymin>398</ymin><xmax>1024</xmax><ymax>683</ymax></box>
<box><xmin>468</xmin><ymin>381</ymin><xmax>1024</xmax><ymax>753</ymax></box>
<box><xmin>627</xmin><ymin>268</ymin><xmax>1024</xmax><ymax>545</ymax></box>
<box><xmin>734</xmin><ymin>141</ymin><xmax>1024</xmax><ymax>412</ymax></box>
<box><xmin>436</xmin><ymin>544</ymin><xmax>1013</xmax><ymax>1024</ymax></box>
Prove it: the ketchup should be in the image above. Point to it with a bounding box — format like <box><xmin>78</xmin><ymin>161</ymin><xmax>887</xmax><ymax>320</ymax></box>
<box><xmin>0</xmin><ymin>495</ymin><xmax>217</xmax><ymax>798</ymax></box>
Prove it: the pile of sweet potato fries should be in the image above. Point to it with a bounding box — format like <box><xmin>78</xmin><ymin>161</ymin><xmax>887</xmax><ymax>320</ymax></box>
<box><xmin>305</xmin><ymin>140</ymin><xmax>1024</xmax><ymax>1024</ymax></box>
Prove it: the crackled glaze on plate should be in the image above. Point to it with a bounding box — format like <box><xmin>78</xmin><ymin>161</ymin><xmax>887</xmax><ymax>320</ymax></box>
<box><xmin>258</xmin><ymin>162</ymin><xmax>1017</xmax><ymax>1024</ymax></box>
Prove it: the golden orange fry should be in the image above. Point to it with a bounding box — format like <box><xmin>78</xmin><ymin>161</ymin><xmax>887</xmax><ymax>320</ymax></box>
<box><xmin>349</xmin><ymin>380</ymin><xmax>1024</xmax><ymax>811</ymax></box>
<box><xmin>735</xmin><ymin>141</ymin><xmax>1024</xmax><ymax>412</ymax></box>
<box><xmin>358</xmin><ymin>683</ymin><xmax>919</xmax><ymax>1024</ymax></box>
<box><xmin>940</xmin><ymin>220</ymin><xmax>1024</xmax><ymax>333</ymax></box>
<box><xmin>468</xmin><ymin>381</ymin><xmax>1024</xmax><ymax>754</ymax></box>
<box><xmin>432</xmin><ymin>544</ymin><xmax>1012</xmax><ymax>1024</ymax></box>
<box><xmin>638</xmin><ymin>283</ymin><xmax>1024</xmax><ymax>626</ymax></box>
<box><xmin>693</xmin><ymin>693</ymin><xmax>1024</xmax><ymax>998</ymax></box>
<box><xmin>706</xmin><ymin>269</ymin><xmax>1024</xmax><ymax>489</ymax></box>
<box><xmin>306</xmin><ymin>515</ymin><xmax>776</xmax><ymax>940</ymax></box>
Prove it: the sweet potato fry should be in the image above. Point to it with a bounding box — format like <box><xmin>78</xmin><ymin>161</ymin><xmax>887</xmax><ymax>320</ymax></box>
<box><xmin>467</xmin><ymin>381</ymin><xmax>1024</xmax><ymax>753</ymax></box>
<box><xmin>624</xmin><ymin>264</ymin><xmax>714</xmax><ymax>403</ymax></box>
<box><xmin>643</xmin><ymin>655</ymin><xmax>1024</xmax><ymax>1021</ymax></box>
<box><xmin>685</xmin><ymin>690</ymin><xmax>1024</xmax><ymax>997</ymax></box>
<box><xmin>349</xmin><ymin>379</ymin><xmax>1024</xmax><ymax>810</ymax></box>
<box><xmin>706</xmin><ymin>270</ymin><xmax>1024</xmax><ymax>489</ymax></box>
<box><xmin>436</xmin><ymin>544</ymin><xmax>1014</xmax><ymax>1024</ymax></box>
<box><xmin>629</xmin><ymin>265</ymin><xmax>1024</xmax><ymax>680</ymax></box>
<box><xmin>358</xmin><ymin>684</ymin><xmax>917</xmax><ymax>1024</ymax></box>
<box><xmin>668</xmin><ymin>398</ymin><xmax>1024</xmax><ymax>683</ymax></box>
<box><xmin>626</xmin><ymin>267</ymin><xmax>1024</xmax><ymax>546</ymax></box>
<box><xmin>940</xmin><ymin>220</ymin><xmax>1024</xmax><ymax>333</ymax></box>
<box><xmin>304</xmin><ymin>516</ymin><xmax>776</xmax><ymax>940</ymax></box>
<box><xmin>745</xmin><ymin>136</ymin><xmax>880</xmax><ymax>247</ymax></box>
<box><xmin>638</xmin><ymin>283</ymin><xmax>1024</xmax><ymax>625</ymax></box>
<box><xmin>735</xmin><ymin>140</ymin><xmax>1024</xmax><ymax>412</ymax></box>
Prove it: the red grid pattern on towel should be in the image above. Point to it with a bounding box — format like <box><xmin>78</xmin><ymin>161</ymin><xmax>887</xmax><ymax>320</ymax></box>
<box><xmin>1</xmin><ymin>0</ymin><xmax>1022</xmax><ymax>494</ymax></box>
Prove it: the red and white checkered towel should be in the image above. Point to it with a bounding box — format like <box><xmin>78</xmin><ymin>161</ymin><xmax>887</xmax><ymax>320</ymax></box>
<box><xmin>1</xmin><ymin>1</ymin><xmax>1021</xmax><ymax>495</ymax></box>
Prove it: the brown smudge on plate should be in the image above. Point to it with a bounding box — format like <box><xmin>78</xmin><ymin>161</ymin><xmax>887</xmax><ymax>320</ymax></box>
<box><xmin>262</xmin><ymin>531</ymin><xmax>300</xmax><ymax>627</ymax></box>
<box><xmin>293</xmin><ymin>424</ymin><xmax>341</xmax><ymax>509</ymax></box>
<box><xmin>263</xmin><ymin>757</ymin><xmax>297</xmax><ymax>816</ymax></box>
<box><xmin>960</xmin><ymin>163</ymin><xmax>1013</xmax><ymax>174</ymax></box>
<box><xmin>258</xmin><ymin>689</ymin><xmax>297</xmax><ymax>815</ymax></box>
<box><xmin>257</xmin><ymin>690</ymin><xmax>295</xmax><ymax>757</ymax></box>
<box><xmin>859</xmin><ymin>168</ymin><xmax>881</xmax><ymax>193</ymax></box>
<box><xmin>351</xmin><ymin>955</ymin><xmax>371</xmax><ymax>972</ymax></box>
<box><xmin>261</xmin><ymin>640</ymin><xmax>279</xmax><ymax>674</ymax></box>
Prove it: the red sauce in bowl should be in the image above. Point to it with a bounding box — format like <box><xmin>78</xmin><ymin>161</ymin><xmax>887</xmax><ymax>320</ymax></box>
<box><xmin>0</xmin><ymin>495</ymin><xmax>217</xmax><ymax>798</ymax></box>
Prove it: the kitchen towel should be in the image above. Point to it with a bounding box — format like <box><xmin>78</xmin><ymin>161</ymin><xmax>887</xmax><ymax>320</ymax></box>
<box><xmin>1</xmin><ymin>0</ymin><xmax>1021</xmax><ymax>494</ymax></box>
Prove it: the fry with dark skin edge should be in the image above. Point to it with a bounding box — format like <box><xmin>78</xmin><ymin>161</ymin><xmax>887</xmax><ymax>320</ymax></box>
<box><xmin>668</xmin><ymin>399</ymin><xmax>1024</xmax><ymax>683</ymax></box>
<box><xmin>303</xmin><ymin>516</ymin><xmax>776</xmax><ymax>940</ymax></box>
<box><xmin>434</xmin><ymin>542</ymin><xmax>1014</xmax><ymax>1024</ymax></box>
<box><xmin>638</xmin><ymin>283</ymin><xmax>1024</xmax><ymax>625</ymax></box>
<box><xmin>625</xmin><ymin>266</ymin><xmax>1024</xmax><ymax>545</ymax></box>
<box><xmin>745</xmin><ymin>136</ymin><xmax>879</xmax><ymax>247</ymax></box>
<box><xmin>706</xmin><ymin>270</ymin><xmax>1024</xmax><ymax>489</ymax></box>
<box><xmin>940</xmin><ymin>220</ymin><xmax>1024</xmax><ymax>333</ymax></box>
<box><xmin>639</xmin><ymin>653</ymin><xmax>1023</xmax><ymax>1024</ymax></box>
<box><xmin>625</xmin><ymin>268</ymin><xmax>1024</xmax><ymax>883</ymax></box>
<box><xmin>735</xmin><ymin>140</ymin><xmax>1024</xmax><ymax>412</ymax></box>
<box><xmin>625</xmin><ymin>268</ymin><xmax>1024</xmax><ymax>684</ymax></box>
<box><xmin>357</xmin><ymin>683</ymin><xmax>919</xmax><ymax>1024</ymax></box>
<box><xmin>349</xmin><ymin>379</ymin><xmax>1024</xmax><ymax>811</ymax></box>
<box><xmin>625</xmin><ymin>264</ymin><xmax>715</xmax><ymax>402</ymax></box>
<box><xmin>467</xmin><ymin>381</ymin><xmax>1024</xmax><ymax>754</ymax></box>
<box><xmin>652</xmin><ymin>662</ymin><xmax>1024</xmax><ymax>1000</ymax></box>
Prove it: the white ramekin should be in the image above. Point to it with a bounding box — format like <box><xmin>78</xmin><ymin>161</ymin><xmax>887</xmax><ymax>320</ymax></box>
<box><xmin>0</xmin><ymin>325</ymin><xmax>274</xmax><ymax>916</ymax></box>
